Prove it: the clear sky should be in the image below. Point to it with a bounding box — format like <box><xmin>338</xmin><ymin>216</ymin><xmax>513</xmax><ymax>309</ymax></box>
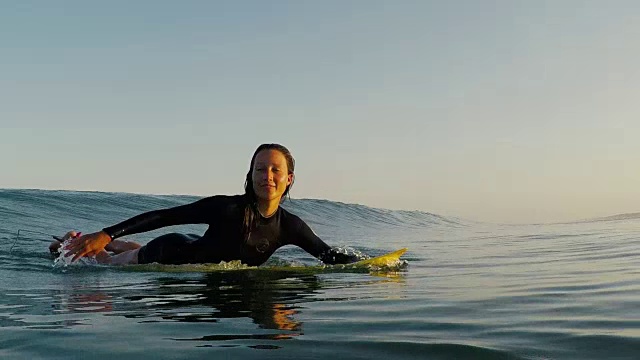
<box><xmin>2</xmin><ymin>1</ymin><xmax>639</xmax><ymax>223</ymax></box>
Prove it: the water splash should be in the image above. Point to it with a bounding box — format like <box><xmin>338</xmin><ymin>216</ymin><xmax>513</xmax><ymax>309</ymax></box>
<box><xmin>52</xmin><ymin>239</ymin><xmax>98</xmax><ymax>269</ymax></box>
<box><xmin>331</xmin><ymin>246</ymin><xmax>369</xmax><ymax>261</ymax></box>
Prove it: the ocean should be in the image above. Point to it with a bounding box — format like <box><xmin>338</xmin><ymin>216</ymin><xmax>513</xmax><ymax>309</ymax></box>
<box><xmin>0</xmin><ymin>188</ymin><xmax>638</xmax><ymax>359</ymax></box>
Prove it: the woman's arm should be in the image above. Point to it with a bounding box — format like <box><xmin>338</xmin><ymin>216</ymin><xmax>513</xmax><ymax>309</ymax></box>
<box><xmin>65</xmin><ymin>196</ymin><xmax>219</xmax><ymax>262</ymax></box>
<box><xmin>289</xmin><ymin>215</ymin><xmax>359</xmax><ymax>265</ymax></box>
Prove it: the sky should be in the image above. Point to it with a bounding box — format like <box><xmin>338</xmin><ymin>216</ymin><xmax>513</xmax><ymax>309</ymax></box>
<box><xmin>2</xmin><ymin>0</ymin><xmax>639</xmax><ymax>224</ymax></box>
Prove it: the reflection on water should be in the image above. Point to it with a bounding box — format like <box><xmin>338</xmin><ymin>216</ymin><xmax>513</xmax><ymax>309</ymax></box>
<box><xmin>0</xmin><ymin>268</ymin><xmax>405</xmax><ymax>348</ymax></box>
<box><xmin>122</xmin><ymin>271</ymin><xmax>323</xmax><ymax>340</ymax></box>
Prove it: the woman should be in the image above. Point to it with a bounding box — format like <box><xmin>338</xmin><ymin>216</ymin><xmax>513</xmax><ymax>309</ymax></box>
<box><xmin>62</xmin><ymin>144</ymin><xmax>358</xmax><ymax>266</ymax></box>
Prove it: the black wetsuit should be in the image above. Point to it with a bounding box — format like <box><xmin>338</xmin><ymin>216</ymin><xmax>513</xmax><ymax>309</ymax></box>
<box><xmin>102</xmin><ymin>195</ymin><xmax>356</xmax><ymax>266</ymax></box>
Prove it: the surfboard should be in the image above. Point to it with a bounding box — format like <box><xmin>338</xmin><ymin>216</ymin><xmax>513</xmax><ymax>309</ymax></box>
<box><xmin>124</xmin><ymin>248</ymin><xmax>409</xmax><ymax>274</ymax></box>
<box><xmin>348</xmin><ymin>248</ymin><xmax>408</xmax><ymax>267</ymax></box>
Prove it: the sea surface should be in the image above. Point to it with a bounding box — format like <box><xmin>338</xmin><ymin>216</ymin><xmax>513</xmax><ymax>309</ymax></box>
<box><xmin>0</xmin><ymin>188</ymin><xmax>638</xmax><ymax>359</ymax></box>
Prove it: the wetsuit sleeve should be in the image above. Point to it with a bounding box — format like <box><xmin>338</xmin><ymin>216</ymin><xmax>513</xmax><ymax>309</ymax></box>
<box><xmin>102</xmin><ymin>196</ymin><xmax>223</xmax><ymax>240</ymax></box>
<box><xmin>290</xmin><ymin>216</ymin><xmax>359</xmax><ymax>265</ymax></box>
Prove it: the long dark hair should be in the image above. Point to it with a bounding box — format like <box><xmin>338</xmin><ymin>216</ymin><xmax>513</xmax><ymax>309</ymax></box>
<box><xmin>243</xmin><ymin>143</ymin><xmax>295</xmax><ymax>238</ymax></box>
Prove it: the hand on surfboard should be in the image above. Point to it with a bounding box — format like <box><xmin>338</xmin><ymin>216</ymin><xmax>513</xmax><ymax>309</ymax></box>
<box><xmin>63</xmin><ymin>231</ymin><xmax>112</xmax><ymax>262</ymax></box>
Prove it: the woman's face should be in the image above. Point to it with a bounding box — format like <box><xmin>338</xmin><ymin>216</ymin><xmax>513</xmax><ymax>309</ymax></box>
<box><xmin>252</xmin><ymin>149</ymin><xmax>293</xmax><ymax>202</ymax></box>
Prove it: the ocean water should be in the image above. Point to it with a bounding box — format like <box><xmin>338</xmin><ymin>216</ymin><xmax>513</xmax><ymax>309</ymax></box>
<box><xmin>0</xmin><ymin>188</ymin><xmax>638</xmax><ymax>359</ymax></box>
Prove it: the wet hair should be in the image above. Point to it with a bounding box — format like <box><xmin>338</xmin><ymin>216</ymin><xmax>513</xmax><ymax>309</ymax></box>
<box><xmin>242</xmin><ymin>143</ymin><xmax>295</xmax><ymax>238</ymax></box>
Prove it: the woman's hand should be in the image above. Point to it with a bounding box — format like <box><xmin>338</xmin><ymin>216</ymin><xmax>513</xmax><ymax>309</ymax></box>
<box><xmin>49</xmin><ymin>230</ymin><xmax>82</xmax><ymax>255</ymax></box>
<box><xmin>63</xmin><ymin>231</ymin><xmax>112</xmax><ymax>262</ymax></box>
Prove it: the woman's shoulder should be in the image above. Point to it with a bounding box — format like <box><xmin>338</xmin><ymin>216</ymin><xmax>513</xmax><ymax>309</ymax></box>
<box><xmin>198</xmin><ymin>193</ymin><xmax>247</xmax><ymax>203</ymax></box>
<box><xmin>278</xmin><ymin>207</ymin><xmax>322</xmax><ymax>242</ymax></box>
<box><xmin>278</xmin><ymin>207</ymin><xmax>307</xmax><ymax>227</ymax></box>
<box><xmin>192</xmin><ymin>194</ymin><xmax>248</xmax><ymax>211</ymax></box>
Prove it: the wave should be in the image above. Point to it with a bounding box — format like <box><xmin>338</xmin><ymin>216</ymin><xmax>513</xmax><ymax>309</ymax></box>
<box><xmin>0</xmin><ymin>188</ymin><xmax>464</xmax><ymax>230</ymax></box>
<box><xmin>583</xmin><ymin>212</ymin><xmax>640</xmax><ymax>222</ymax></box>
<box><xmin>284</xmin><ymin>198</ymin><xmax>464</xmax><ymax>229</ymax></box>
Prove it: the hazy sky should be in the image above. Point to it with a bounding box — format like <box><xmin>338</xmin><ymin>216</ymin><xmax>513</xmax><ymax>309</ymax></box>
<box><xmin>2</xmin><ymin>1</ymin><xmax>639</xmax><ymax>223</ymax></box>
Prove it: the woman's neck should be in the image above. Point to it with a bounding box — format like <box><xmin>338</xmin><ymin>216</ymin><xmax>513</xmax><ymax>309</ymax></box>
<box><xmin>257</xmin><ymin>199</ymin><xmax>280</xmax><ymax>218</ymax></box>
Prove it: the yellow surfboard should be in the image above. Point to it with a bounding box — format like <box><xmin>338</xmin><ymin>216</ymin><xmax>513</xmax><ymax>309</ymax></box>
<box><xmin>349</xmin><ymin>248</ymin><xmax>408</xmax><ymax>267</ymax></box>
<box><xmin>126</xmin><ymin>248</ymin><xmax>408</xmax><ymax>273</ymax></box>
